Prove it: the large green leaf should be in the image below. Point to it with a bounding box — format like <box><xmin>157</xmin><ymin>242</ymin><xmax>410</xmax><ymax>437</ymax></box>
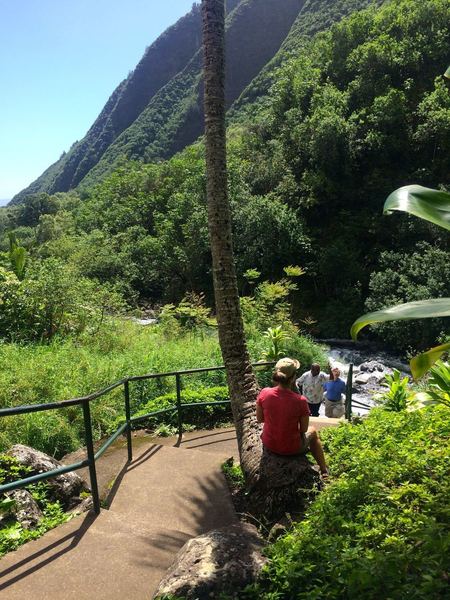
<box><xmin>410</xmin><ymin>343</ymin><xmax>450</xmax><ymax>380</ymax></box>
<box><xmin>351</xmin><ymin>298</ymin><xmax>450</xmax><ymax>340</ymax></box>
<box><xmin>383</xmin><ymin>185</ymin><xmax>450</xmax><ymax>231</ymax></box>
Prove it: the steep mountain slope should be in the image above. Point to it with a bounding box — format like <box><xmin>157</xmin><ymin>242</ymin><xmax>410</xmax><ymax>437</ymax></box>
<box><xmin>77</xmin><ymin>0</ymin><xmax>304</xmax><ymax>190</ymax></box>
<box><xmin>13</xmin><ymin>0</ymin><xmax>383</xmax><ymax>202</ymax></box>
<box><xmin>13</xmin><ymin>0</ymin><xmax>301</xmax><ymax>201</ymax></box>
<box><xmin>11</xmin><ymin>1</ymin><xmax>237</xmax><ymax>202</ymax></box>
<box><xmin>228</xmin><ymin>0</ymin><xmax>383</xmax><ymax>121</ymax></box>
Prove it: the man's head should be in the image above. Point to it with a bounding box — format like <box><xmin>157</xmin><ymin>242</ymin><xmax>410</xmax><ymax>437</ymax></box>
<box><xmin>331</xmin><ymin>367</ymin><xmax>341</xmax><ymax>379</ymax></box>
<box><xmin>311</xmin><ymin>363</ymin><xmax>320</xmax><ymax>376</ymax></box>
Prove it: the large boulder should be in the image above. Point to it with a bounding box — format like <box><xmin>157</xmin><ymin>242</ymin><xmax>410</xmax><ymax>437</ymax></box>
<box><xmin>154</xmin><ymin>523</ymin><xmax>266</xmax><ymax>600</ymax></box>
<box><xmin>7</xmin><ymin>489</ymin><xmax>43</xmax><ymax>529</ymax></box>
<box><xmin>359</xmin><ymin>360</ymin><xmax>386</xmax><ymax>373</ymax></box>
<box><xmin>8</xmin><ymin>444</ymin><xmax>90</xmax><ymax>508</ymax></box>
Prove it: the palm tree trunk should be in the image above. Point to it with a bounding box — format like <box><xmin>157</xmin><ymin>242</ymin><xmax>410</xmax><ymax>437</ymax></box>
<box><xmin>201</xmin><ymin>2</ymin><xmax>320</xmax><ymax>518</ymax></box>
<box><xmin>202</xmin><ymin>0</ymin><xmax>261</xmax><ymax>484</ymax></box>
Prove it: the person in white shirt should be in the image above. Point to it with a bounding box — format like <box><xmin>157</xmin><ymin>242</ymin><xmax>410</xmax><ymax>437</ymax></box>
<box><xmin>296</xmin><ymin>363</ymin><xmax>329</xmax><ymax>416</ymax></box>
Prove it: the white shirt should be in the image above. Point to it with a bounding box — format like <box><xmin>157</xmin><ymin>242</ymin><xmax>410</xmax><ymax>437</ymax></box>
<box><xmin>296</xmin><ymin>371</ymin><xmax>328</xmax><ymax>404</ymax></box>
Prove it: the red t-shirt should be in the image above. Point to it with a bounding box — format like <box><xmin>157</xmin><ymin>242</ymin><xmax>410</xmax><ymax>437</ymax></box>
<box><xmin>257</xmin><ymin>386</ymin><xmax>310</xmax><ymax>455</ymax></box>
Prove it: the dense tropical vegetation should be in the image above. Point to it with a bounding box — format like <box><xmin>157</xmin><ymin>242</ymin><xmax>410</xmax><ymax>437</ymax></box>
<box><xmin>0</xmin><ymin>0</ymin><xmax>449</xmax><ymax>588</ymax></box>
<box><xmin>352</xmin><ymin>184</ymin><xmax>450</xmax><ymax>376</ymax></box>
<box><xmin>242</xmin><ymin>405</ymin><xmax>450</xmax><ymax>600</ymax></box>
<box><xmin>2</xmin><ymin>0</ymin><xmax>448</xmax><ymax>349</ymax></box>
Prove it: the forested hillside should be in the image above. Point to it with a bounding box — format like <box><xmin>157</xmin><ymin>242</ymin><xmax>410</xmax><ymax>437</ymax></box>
<box><xmin>12</xmin><ymin>0</ymin><xmax>302</xmax><ymax>201</ymax></box>
<box><xmin>13</xmin><ymin>0</ymin><xmax>385</xmax><ymax>201</ymax></box>
<box><xmin>2</xmin><ymin>0</ymin><xmax>449</xmax><ymax>351</ymax></box>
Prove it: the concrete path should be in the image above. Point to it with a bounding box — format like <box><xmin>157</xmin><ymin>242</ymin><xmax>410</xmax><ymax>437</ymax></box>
<box><xmin>0</xmin><ymin>419</ymin><xmax>340</xmax><ymax>600</ymax></box>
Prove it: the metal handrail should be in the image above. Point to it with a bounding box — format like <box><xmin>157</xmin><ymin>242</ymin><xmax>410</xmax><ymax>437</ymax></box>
<box><xmin>0</xmin><ymin>361</ymin><xmax>275</xmax><ymax>514</ymax></box>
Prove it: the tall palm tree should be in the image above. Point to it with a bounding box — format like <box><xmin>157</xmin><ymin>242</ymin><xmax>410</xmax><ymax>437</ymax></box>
<box><xmin>202</xmin><ymin>1</ymin><xmax>319</xmax><ymax>518</ymax></box>
<box><xmin>201</xmin><ymin>0</ymin><xmax>261</xmax><ymax>484</ymax></box>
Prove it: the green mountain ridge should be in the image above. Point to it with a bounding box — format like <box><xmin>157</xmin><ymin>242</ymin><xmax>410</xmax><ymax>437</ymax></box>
<box><xmin>12</xmin><ymin>0</ymin><xmax>300</xmax><ymax>202</ymax></box>
<box><xmin>12</xmin><ymin>0</ymin><xmax>380</xmax><ymax>203</ymax></box>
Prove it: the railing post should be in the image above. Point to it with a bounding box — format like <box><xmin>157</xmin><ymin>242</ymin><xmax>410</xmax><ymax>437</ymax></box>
<box><xmin>124</xmin><ymin>379</ymin><xmax>133</xmax><ymax>462</ymax></box>
<box><xmin>82</xmin><ymin>400</ymin><xmax>101</xmax><ymax>515</ymax></box>
<box><xmin>345</xmin><ymin>363</ymin><xmax>353</xmax><ymax>422</ymax></box>
<box><xmin>175</xmin><ymin>373</ymin><xmax>183</xmax><ymax>438</ymax></box>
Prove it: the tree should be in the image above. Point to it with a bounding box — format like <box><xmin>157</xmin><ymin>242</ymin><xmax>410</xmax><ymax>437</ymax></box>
<box><xmin>351</xmin><ymin>185</ymin><xmax>450</xmax><ymax>378</ymax></box>
<box><xmin>202</xmin><ymin>0</ymin><xmax>261</xmax><ymax>485</ymax></box>
<box><xmin>202</xmin><ymin>0</ymin><xmax>320</xmax><ymax>518</ymax></box>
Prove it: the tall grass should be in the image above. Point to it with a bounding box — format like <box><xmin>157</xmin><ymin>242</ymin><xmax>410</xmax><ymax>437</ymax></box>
<box><xmin>0</xmin><ymin>319</ymin><xmax>325</xmax><ymax>456</ymax></box>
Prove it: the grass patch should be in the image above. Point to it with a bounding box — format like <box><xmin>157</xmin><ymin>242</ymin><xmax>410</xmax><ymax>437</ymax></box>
<box><xmin>0</xmin><ymin>319</ymin><xmax>326</xmax><ymax>457</ymax></box>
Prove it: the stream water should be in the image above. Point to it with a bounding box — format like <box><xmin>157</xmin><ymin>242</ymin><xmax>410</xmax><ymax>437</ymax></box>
<box><xmin>322</xmin><ymin>343</ymin><xmax>410</xmax><ymax>416</ymax></box>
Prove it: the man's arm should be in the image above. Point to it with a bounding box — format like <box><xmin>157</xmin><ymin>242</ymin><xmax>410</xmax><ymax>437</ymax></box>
<box><xmin>299</xmin><ymin>415</ymin><xmax>309</xmax><ymax>433</ymax></box>
<box><xmin>256</xmin><ymin>403</ymin><xmax>264</xmax><ymax>423</ymax></box>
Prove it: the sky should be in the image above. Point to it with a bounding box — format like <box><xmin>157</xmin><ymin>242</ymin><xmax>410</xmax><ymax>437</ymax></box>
<box><xmin>0</xmin><ymin>0</ymin><xmax>196</xmax><ymax>202</ymax></box>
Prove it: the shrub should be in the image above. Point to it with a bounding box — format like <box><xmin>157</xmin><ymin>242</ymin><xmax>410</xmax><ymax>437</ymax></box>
<box><xmin>111</xmin><ymin>386</ymin><xmax>232</xmax><ymax>434</ymax></box>
<box><xmin>159</xmin><ymin>292</ymin><xmax>216</xmax><ymax>335</ymax></box>
<box><xmin>0</xmin><ymin>455</ymin><xmax>69</xmax><ymax>557</ymax></box>
<box><xmin>365</xmin><ymin>243</ymin><xmax>450</xmax><ymax>352</ymax></box>
<box><xmin>0</xmin><ymin>258</ymin><xmax>125</xmax><ymax>342</ymax></box>
<box><xmin>244</xmin><ymin>406</ymin><xmax>450</xmax><ymax>599</ymax></box>
<box><xmin>374</xmin><ymin>369</ymin><xmax>410</xmax><ymax>412</ymax></box>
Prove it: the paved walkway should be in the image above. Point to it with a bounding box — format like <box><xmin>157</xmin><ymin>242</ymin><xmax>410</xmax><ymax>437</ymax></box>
<box><xmin>0</xmin><ymin>419</ymin><xmax>340</xmax><ymax>600</ymax></box>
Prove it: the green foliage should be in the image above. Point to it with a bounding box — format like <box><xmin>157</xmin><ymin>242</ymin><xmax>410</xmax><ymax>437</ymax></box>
<box><xmin>384</xmin><ymin>185</ymin><xmax>450</xmax><ymax>231</ymax></box>
<box><xmin>0</xmin><ymin>503</ymin><xmax>69</xmax><ymax>557</ymax></box>
<box><xmin>0</xmin><ymin>455</ymin><xmax>31</xmax><ymax>484</ymax></box>
<box><xmin>0</xmin><ymin>320</ymin><xmax>244</xmax><ymax>455</ymax></box>
<box><xmin>3</xmin><ymin>0</ymin><xmax>449</xmax><ymax>354</ymax></box>
<box><xmin>221</xmin><ymin>457</ymin><xmax>244</xmax><ymax>488</ymax></box>
<box><xmin>412</xmin><ymin>361</ymin><xmax>450</xmax><ymax>408</ymax></box>
<box><xmin>159</xmin><ymin>292</ymin><xmax>216</xmax><ymax>334</ymax></box>
<box><xmin>241</xmin><ymin>276</ymin><xmax>298</xmax><ymax>335</ymax></box>
<box><xmin>243</xmin><ymin>269</ymin><xmax>261</xmax><ymax>283</ymax></box>
<box><xmin>261</xmin><ymin>326</ymin><xmax>291</xmax><ymax>361</ymax></box>
<box><xmin>362</xmin><ymin>243</ymin><xmax>450</xmax><ymax>352</ymax></box>
<box><xmin>8</xmin><ymin>232</ymin><xmax>26</xmax><ymax>280</ymax></box>
<box><xmin>374</xmin><ymin>369</ymin><xmax>410</xmax><ymax>412</ymax></box>
<box><xmin>115</xmin><ymin>387</ymin><xmax>232</xmax><ymax>433</ymax></box>
<box><xmin>283</xmin><ymin>265</ymin><xmax>305</xmax><ymax>278</ymax></box>
<box><xmin>0</xmin><ymin>258</ymin><xmax>125</xmax><ymax>343</ymax></box>
<box><xmin>244</xmin><ymin>406</ymin><xmax>450</xmax><ymax>599</ymax></box>
<box><xmin>0</xmin><ymin>455</ymin><xmax>69</xmax><ymax>557</ymax></box>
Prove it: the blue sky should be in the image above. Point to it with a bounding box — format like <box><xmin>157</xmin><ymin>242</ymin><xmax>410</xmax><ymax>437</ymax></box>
<box><xmin>0</xmin><ymin>0</ymin><xmax>196</xmax><ymax>201</ymax></box>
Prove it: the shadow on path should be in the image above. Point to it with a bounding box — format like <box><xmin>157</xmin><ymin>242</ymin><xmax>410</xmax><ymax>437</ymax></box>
<box><xmin>136</xmin><ymin>470</ymin><xmax>237</xmax><ymax>571</ymax></box>
<box><xmin>105</xmin><ymin>444</ymin><xmax>162</xmax><ymax>508</ymax></box>
<box><xmin>0</xmin><ymin>512</ymin><xmax>98</xmax><ymax>591</ymax></box>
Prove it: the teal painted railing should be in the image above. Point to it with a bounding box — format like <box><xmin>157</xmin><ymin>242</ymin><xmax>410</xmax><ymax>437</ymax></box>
<box><xmin>0</xmin><ymin>361</ymin><xmax>359</xmax><ymax>514</ymax></box>
<box><xmin>0</xmin><ymin>362</ymin><xmax>275</xmax><ymax>514</ymax></box>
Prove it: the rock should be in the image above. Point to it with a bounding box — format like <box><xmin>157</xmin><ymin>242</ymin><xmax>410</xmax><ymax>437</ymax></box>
<box><xmin>354</xmin><ymin>372</ymin><xmax>372</xmax><ymax>384</ymax></box>
<box><xmin>355</xmin><ymin>371</ymin><xmax>386</xmax><ymax>385</ymax></box>
<box><xmin>359</xmin><ymin>360</ymin><xmax>386</xmax><ymax>373</ymax></box>
<box><xmin>8</xmin><ymin>445</ymin><xmax>90</xmax><ymax>508</ymax></box>
<box><xmin>7</xmin><ymin>489</ymin><xmax>43</xmax><ymax>529</ymax></box>
<box><xmin>153</xmin><ymin>523</ymin><xmax>266</xmax><ymax>600</ymax></box>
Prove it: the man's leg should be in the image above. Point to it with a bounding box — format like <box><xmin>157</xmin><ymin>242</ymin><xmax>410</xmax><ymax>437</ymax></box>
<box><xmin>332</xmin><ymin>402</ymin><xmax>345</xmax><ymax>418</ymax></box>
<box><xmin>308</xmin><ymin>402</ymin><xmax>320</xmax><ymax>417</ymax></box>
<box><xmin>305</xmin><ymin>426</ymin><xmax>328</xmax><ymax>475</ymax></box>
<box><xmin>324</xmin><ymin>398</ymin><xmax>334</xmax><ymax>418</ymax></box>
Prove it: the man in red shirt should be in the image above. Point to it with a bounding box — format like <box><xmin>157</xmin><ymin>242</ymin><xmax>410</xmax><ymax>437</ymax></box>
<box><xmin>256</xmin><ymin>357</ymin><xmax>329</xmax><ymax>478</ymax></box>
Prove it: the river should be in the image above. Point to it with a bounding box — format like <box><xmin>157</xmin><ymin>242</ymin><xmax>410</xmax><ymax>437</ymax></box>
<box><xmin>320</xmin><ymin>342</ymin><xmax>410</xmax><ymax>417</ymax></box>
